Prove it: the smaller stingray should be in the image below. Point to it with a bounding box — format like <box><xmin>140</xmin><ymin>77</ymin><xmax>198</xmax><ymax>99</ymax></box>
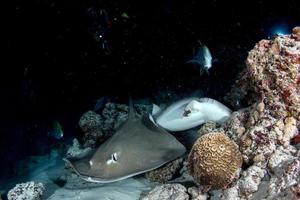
<box><xmin>64</xmin><ymin>102</ymin><xmax>186</xmax><ymax>183</ymax></box>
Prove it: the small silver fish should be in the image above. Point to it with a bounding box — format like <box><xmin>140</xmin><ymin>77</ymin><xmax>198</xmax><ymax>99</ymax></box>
<box><xmin>186</xmin><ymin>43</ymin><xmax>212</xmax><ymax>75</ymax></box>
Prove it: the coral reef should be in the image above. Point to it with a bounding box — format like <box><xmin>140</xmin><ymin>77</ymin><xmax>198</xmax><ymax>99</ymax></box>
<box><xmin>188</xmin><ymin>131</ymin><xmax>243</xmax><ymax>189</ymax></box>
<box><xmin>267</xmin><ymin>158</ymin><xmax>300</xmax><ymax>199</ymax></box>
<box><xmin>66</xmin><ymin>138</ymin><xmax>92</xmax><ymax>158</ymax></box>
<box><xmin>218</xmin><ymin>149</ymin><xmax>300</xmax><ymax>200</ymax></box>
<box><xmin>100</xmin><ymin>102</ymin><xmax>151</xmax><ymax>136</ymax></box>
<box><xmin>197</xmin><ymin>121</ymin><xmax>217</xmax><ymax>137</ymax></box>
<box><xmin>141</xmin><ymin>184</ymin><xmax>189</xmax><ymax>200</ymax></box>
<box><xmin>292</xmin><ymin>26</ymin><xmax>300</xmax><ymax>40</ymax></box>
<box><xmin>237</xmin><ymin>165</ymin><xmax>266</xmax><ymax>197</ymax></box>
<box><xmin>101</xmin><ymin>102</ymin><xmax>129</xmax><ymax>135</ymax></box>
<box><xmin>186</xmin><ymin>27</ymin><xmax>300</xmax><ymax>199</ymax></box>
<box><xmin>205</xmin><ymin>27</ymin><xmax>300</xmax><ymax>199</ymax></box>
<box><xmin>219</xmin><ymin>185</ymin><xmax>240</xmax><ymax>200</ymax></box>
<box><xmin>7</xmin><ymin>182</ymin><xmax>45</xmax><ymax>200</ymax></box>
<box><xmin>78</xmin><ymin>111</ymin><xmax>103</xmax><ymax>148</ymax></box>
<box><xmin>77</xmin><ymin>103</ymin><xmax>151</xmax><ymax>148</ymax></box>
<box><xmin>146</xmin><ymin>158</ymin><xmax>183</xmax><ymax>183</ymax></box>
<box><xmin>172</xmin><ymin>159</ymin><xmax>194</xmax><ymax>183</ymax></box>
<box><xmin>187</xmin><ymin>187</ymin><xmax>209</xmax><ymax>200</ymax></box>
<box><xmin>230</xmin><ymin>28</ymin><xmax>300</xmax><ymax>121</ymax></box>
<box><xmin>141</xmin><ymin>184</ymin><xmax>211</xmax><ymax>200</ymax></box>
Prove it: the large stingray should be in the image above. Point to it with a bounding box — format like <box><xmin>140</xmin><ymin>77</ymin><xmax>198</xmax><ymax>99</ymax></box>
<box><xmin>64</xmin><ymin>102</ymin><xmax>186</xmax><ymax>183</ymax></box>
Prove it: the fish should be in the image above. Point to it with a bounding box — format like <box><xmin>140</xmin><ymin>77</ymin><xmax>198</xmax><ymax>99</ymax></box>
<box><xmin>186</xmin><ymin>43</ymin><xmax>212</xmax><ymax>75</ymax></box>
<box><xmin>153</xmin><ymin>97</ymin><xmax>232</xmax><ymax>132</ymax></box>
<box><xmin>48</xmin><ymin>121</ymin><xmax>64</xmax><ymax>140</ymax></box>
<box><xmin>64</xmin><ymin>100</ymin><xmax>186</xmax><ymax>183</ymax></box>
<box><xmin>121</xmin><ymin>12</ymin><xmax>130</xmax><ymax>19</ymax></box>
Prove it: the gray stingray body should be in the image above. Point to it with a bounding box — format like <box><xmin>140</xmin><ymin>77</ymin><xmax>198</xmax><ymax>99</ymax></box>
<box><xmin>65</xmin><ymin>104</ymin><xmax>186</xmax><ymax>183</ymax></box>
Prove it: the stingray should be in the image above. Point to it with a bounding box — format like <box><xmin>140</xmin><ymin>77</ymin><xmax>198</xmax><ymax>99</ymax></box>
<box><xmin>64</xmin><ymin>101</ymin><xmax>186</xmax><ymax>183</ymax></box>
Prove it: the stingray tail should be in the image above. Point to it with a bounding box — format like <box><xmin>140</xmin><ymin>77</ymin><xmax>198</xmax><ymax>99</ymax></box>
<box><xmin>128</xmin><ymin>96</ymin><xmax>136</xmax><ymax>119</ymax></box>
<box><xmin>185</xmin><ymin>59</ymin><xmax>201</xmax><ymax>66</ymax></box>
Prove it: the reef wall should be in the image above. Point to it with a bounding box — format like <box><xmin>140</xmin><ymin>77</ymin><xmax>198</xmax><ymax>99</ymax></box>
<box><xmin>143</xmin><ymin>27</ymin><xmax>300</xmax><ymax>200</ymax></box>
<box><xmin>188</xmin><ymin>27</ymin><xmax>300</xmax><ymax>199</ymax></box>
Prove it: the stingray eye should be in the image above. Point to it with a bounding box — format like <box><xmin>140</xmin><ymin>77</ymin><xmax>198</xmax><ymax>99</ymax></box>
<box><xmin>106</xmin><ymin>152</ymin><xmax>119</xmax><ymax>164</ymax></box>
<box><xmin>112</xmin><ymin>153</ymin><xmax>118</xmax><ymax>161</ymax></box>
<box><xmin>183</xmin><ymin>109</ymin><xmax>192</xmax><ymax>117</ymax></box>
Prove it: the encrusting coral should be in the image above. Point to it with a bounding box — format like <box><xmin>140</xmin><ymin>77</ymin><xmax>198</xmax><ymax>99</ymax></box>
<box><xmin>185</xmin><ymin>27</ymin><xmax>300</xmax><ymax>199</ymax></box>
<box><xmin>216</xmin><ymin>27</ymin><xmax>300</xmax><ymax>199</ymax></box>
<box><xmin>146</xmin><ymin>158</ymin><xmax>183</xmax><ymax>183</ymax></box>
<box><xmin>79</xmin><ymin>110</ymin><xmax>103</xmax><ymax>148</ymax></box>
<box><xmin>224</xmin><ymin>27</ymin><xmax>300</xmax><ymax>164</ymax></box>
<box><xmin>66</xmin><ymin>138</ymin><xmax>91</xmax><ymax>159</ymax></box>
<box><xmin>187</xmin><ymin>131</ymin><xmax>243</xmax><ymax>189</ymax></box>
<box><xmin>141</xmin><ymin>184</ymin><xmax>189</xmax><ymax>200</ymax></box>
<box><xmin>100</xmin><ymin>102</ymin><xmax>151</xmax><ymax>136</ymax></box>
<box><xmin>7</xmin><ymin>182</ymin><xmax>45</xmax><ymax>200</ymax></box>
<box><xmin>77</xmin><ymin>103</ymin><xmax>152</xmax><ymax>148</ymax></box>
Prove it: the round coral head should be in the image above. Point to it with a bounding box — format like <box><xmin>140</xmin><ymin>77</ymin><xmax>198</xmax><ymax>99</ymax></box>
<box><xmin>188</xmin><ymin>131</ymin><xmax>243</xmax><ymax>189</ymax></box>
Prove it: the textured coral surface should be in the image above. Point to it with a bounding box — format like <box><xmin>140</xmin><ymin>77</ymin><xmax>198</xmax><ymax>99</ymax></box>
<box><xmin>185</xmin><ymin>27</ymin><xmax>300</xmax><ymax>200</ymax></box>
<box><xmin>187</xmin><ymin>132</ymin><xmax>243</xmax><ymax>189</ymax></box>
<box><xmin>146</xmin><ymin>158</ymin><xmax>183</xmax><ymax>183</ymax></box>
<box><xmin>246</xmin><ymin>30</ymin><xmax>300</xmax><ymax>121</ymax></box>
<box><xmin>7</xmin><ymin>182</ymin><xmax>44</xmax><ymax>200</ymax></box>
<box><xmin>141</xmin><ymin>184</ymin><xmax>189</xmax><ymax>200</ymax></box>
<box><xmin>78</xmin><ymin>111</ymin><xmax>103</xmax><ymax>148</ymax></box>
<box><xmin>219</xmin><ymin>27</ymin><xmax>300</xmax><ymax>199</ymax></box>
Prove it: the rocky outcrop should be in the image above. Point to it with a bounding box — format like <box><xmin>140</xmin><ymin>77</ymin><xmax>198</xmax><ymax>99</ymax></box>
<box><xmin>78</xmin><ymin>103</ymin><xmax>152</xmax><ymax>148</ymax></box>
<box><xmin>146</xmin><ymin>158</ymin><xmax>183</xmax><ymax>183</ymax></box>
<box><xmin>65</xmin><ymin>138</ymin><xmax>92</xmax><ymax>159</ymax></box>
<box><xmin>7</xmin><ymin>182</ymin><xmax>45</xmax><ymax>200</ymax></box>
<box><xmin>79</xmin><ymin>111</ymin><xmax>103</xmax><ymax>148</ymax></box>
<box><xmin>188</xmin><ymin>27</ymin><xmax>300</xmax><ymax>199</ymax></box>
<box><xmin>141</xmin><ymin>184</ymin><xmax>189</xmax><ymax>200</ymax></box>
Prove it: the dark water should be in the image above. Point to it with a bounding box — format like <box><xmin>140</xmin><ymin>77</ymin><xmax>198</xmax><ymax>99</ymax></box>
<box><xmin>3</xmin><ymin>0</ymin><xmax>299</xmax><ymax>184</ymax></box>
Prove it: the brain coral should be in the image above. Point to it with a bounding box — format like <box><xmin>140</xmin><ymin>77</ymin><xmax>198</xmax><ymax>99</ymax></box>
<box><xmin>188</xmin><ymin>131</ymin><xmax>243</xmax><ymax>189</ymax></box>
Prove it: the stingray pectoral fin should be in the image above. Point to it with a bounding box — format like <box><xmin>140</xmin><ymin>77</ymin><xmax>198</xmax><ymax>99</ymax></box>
<box><xmin>148</xmin><ymin>114</ymin><xmax>158</xmax><ymax>127</ymax></box>
<box><xmin>64</xmin><ymin>155</ymin><xmax>115</xmax><ymax>183</ymax></box>
<box><xmin>63</xmin><ymin>150</ymin><xmax>96</xmax><ymax>178</ymax></box>
<box><xmin>152</xmin><ymin>104</ymin><xmax>161</xmax><ymax>115</ymax></box>
<box><xmin>157</xmin><ymin>115</ymin><xmax>206</xmax><ymax>132</ymax></box>
<box><xmin>65</xmin><ymin>156</ymin><xmax>122</xmax><ymax>183</ymax></box>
